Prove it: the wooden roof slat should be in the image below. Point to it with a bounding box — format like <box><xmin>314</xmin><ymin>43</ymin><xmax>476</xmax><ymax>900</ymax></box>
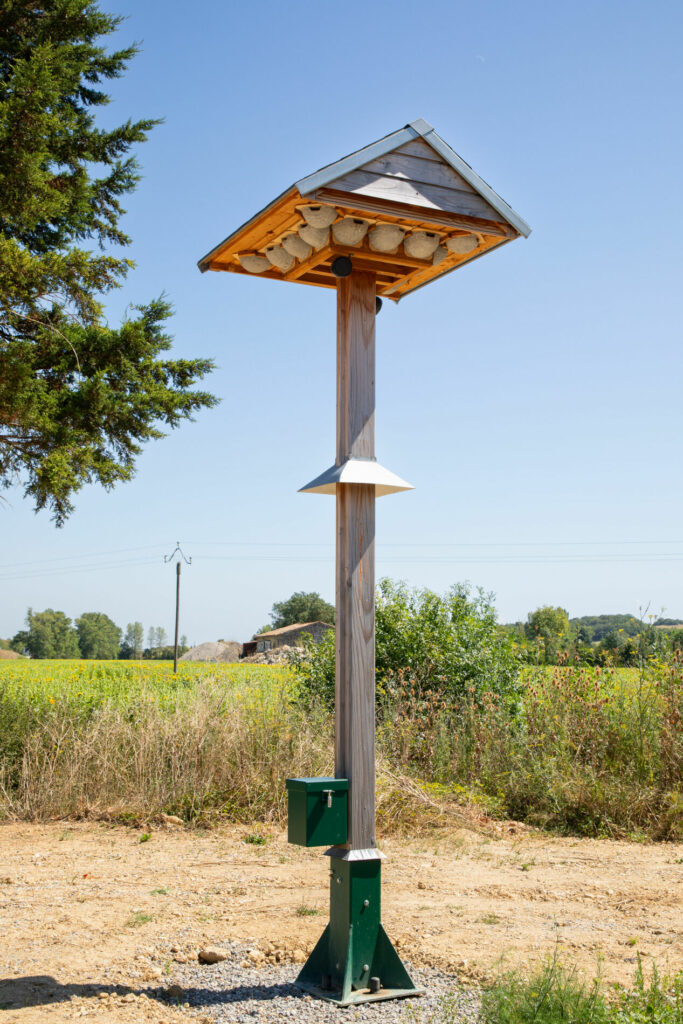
<box><xmin>198</xmin><ymin>119</ymin><xmax>529</xmax><ymax>299</ymax></box>
<box><xmin>362</xmin><ymin>144</ymin><xmax>477</xmax><ymax>193</ymax></box>
<box><xmin>324</xmin><ymin>169</ymin><xmax>498</xmax><ymax>221</ymax></box>
<box><xmin>295</xmin><ymin>118</ymin><xmax>530</xmax><ymax>237</ymax></box>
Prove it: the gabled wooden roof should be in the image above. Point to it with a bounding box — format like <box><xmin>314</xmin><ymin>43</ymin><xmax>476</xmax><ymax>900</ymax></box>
<box><xmin>198</xmin><ymin>119</ymin><xmax>530</xmax><ymax>302</ymax></box>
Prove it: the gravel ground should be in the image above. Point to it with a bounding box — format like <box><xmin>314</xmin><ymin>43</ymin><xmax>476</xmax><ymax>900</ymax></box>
<box><xmin>171</xmin><ymin>943</ymin><xmax>480</xmax><ymax>1024</ymax></box>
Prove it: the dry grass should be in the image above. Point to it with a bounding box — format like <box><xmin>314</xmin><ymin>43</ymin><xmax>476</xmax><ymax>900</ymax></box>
<box><xmin>0</xmin><ymin>660</ymin><xmax>680</xmax><ymax>839</ymax></box>
<box><xmin>0</xmin><ymin>677</ymin><xmax>331</xmax><ymax>824</ymax></box>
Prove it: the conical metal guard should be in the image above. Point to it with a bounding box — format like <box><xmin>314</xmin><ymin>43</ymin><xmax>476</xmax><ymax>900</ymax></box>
<box><xmin>299</xmin><ymin>456</ymin><xmax>413</xmax><ymax>497</ymax></box>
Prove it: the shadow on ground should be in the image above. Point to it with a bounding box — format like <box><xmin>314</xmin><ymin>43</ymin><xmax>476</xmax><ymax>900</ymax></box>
<box><xmin>0</xmin><ymin>974</ymin><xmax>308</xmax><ymax>1012</ymax></box>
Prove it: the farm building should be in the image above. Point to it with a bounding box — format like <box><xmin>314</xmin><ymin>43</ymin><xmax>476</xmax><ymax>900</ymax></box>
<box><xmin>242</xmin><ymin>621</ymin><xmax>333</xmax><ymax>657</ymax></box>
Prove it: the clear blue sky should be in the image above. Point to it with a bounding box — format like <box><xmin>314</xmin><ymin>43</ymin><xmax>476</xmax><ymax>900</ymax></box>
<box><xmin>2</xmin><ymin>0</ymin><xmax>682</xmax><ymax>645</ymax></box>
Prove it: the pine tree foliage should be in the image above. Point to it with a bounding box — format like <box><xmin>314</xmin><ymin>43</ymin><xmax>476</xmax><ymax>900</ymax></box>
<box><xmin>0</xmin><ymin>1</ymin><xmax>217</xmax><ymax>522</ymax></box>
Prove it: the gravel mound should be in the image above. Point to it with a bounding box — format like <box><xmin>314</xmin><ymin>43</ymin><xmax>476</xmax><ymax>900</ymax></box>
<box><xmin>170</xmin><ymin>942</ymin><xmax>479</xmax><ymax>1023</ymax></box>
<box><xmin>0</xmin><ymin>649</ymin><xmax>22</xmax><ymax>659</ymax></box>
<box><xmin>181</xmin><ymin>641</ymin><xmax>242</xmax><ymax>663</ymax></box>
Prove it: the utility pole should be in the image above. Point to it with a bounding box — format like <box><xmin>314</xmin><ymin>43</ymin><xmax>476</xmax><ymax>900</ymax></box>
<box><xmin>164</xmin><ymin>542</ymin><xmax>192</xmax><ymax>672</ymax></box>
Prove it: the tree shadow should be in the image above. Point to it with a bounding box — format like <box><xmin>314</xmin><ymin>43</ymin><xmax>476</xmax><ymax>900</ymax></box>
<box><xmin>0</xmin><ymin>973</ymin><xmax>309</xmax><ymax>1011</ymax></box>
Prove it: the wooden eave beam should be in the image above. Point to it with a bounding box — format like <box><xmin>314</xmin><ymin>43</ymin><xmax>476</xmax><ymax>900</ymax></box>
<box><xmin>390</xmin><ymin>236</ymin><xmax>512</xmax><ymax>300</ymax></box>
<box><xmin>328</xmin><ymin>241</ymin><xmax>432</xmax><ymax>271</ymax></box>
<box><xmin>284</xmin><ymin>244</ymin><xmax>333</xmax><ymax>282</ymax></box>
<box><xmin>198</xmin><ymin>186</ymin><xmax>301</xmax><ymax>272</ymax></box>
<box><xmin>311</xmin><ymin>187</ymin><xmax>515</xmax><ymax>238</ymax></box>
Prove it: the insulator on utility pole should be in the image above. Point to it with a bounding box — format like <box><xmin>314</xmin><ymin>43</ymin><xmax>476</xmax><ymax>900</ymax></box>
<box><xmin>164</xmin><ymin>541</ymin><xmax>192</xmax><ymax>672</ymax></box>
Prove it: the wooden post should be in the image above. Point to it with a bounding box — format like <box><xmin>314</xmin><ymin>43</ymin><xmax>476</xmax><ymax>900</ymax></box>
<box><xmin>173</xmin><ymin>561</ymin><xmax>181</xmax><ymax>673</ymax></box>
<box><xmin>335</xmin><ymin>271</ymin><xmax>376</xmax><ymax>851</ymax></box>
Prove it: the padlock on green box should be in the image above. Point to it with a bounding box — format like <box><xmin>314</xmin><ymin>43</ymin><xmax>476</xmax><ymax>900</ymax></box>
<box><xmin>286</xmin><ymin>777</ymin><xmax>348</xmax><ymax>847</ymax></box>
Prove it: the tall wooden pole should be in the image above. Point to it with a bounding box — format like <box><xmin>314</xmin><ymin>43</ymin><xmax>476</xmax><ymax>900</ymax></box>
<box><xmin>296</xmin><ymin>269</ymin><xmax>417</xmax><ymax>1002</ymax></box>
<box><xmin>335</xmin><ymin>271</ymin><xmax>376</xmax><ymax>851</ymax></box>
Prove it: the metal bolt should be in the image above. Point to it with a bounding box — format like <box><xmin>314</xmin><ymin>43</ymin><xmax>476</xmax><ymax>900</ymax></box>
<box><xmin>363</xmin><ymin>899</ymin><xmax>370</xmax><ymax>907</ymax></box>
<box><xmin>363</xmin><ymin>964</ymin><xmax>369</xmax><ymax>972</ymax></box>
<box><xmin>336</xmin><ymin>876</ymin><xmax>342</xmax><ymax>884</ymax></box>
<box><xmin>370</xmin><ymin>976</ymin><xmax>381</xmax><ymax>993</ymax></box>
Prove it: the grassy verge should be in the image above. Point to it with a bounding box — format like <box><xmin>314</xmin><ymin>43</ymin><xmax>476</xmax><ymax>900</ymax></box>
<box><xmin>408</xmin><ymin>959</ymin><xmax>683</xmax><ymax>1024</ymax></box>
<box><xmin>478</xmin><ymin>957</ymin><xmax>683</xmax><ymax>1024</ymax></box>
<box><xmin>0</xmin><ymin>663</ymin><xmax>331</xmax><ymax>823</ymax></box>
<box><xmin>380</xmin><ymin>661</ymin><xmax>682</xmax><ymax>839</ymax></box>
<box><xmin>0</xmin><ymin>659</ymin><xmax>680</xmax><ymax>838</ymax></box>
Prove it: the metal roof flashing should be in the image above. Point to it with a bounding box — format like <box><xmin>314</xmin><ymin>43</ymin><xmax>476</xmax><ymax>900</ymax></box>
<box><xmin>294</xmin><ymin>119</ymin><xmax>531</xmax><ymax>239</ymax></box>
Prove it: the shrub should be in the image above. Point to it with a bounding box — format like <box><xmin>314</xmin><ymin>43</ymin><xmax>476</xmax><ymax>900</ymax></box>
<box><xmin>380</xmin><ymin>659</ymin><xmax>683</xmax><ymax>840</ymax></box>
<box><xmin>293</xmin><ymin>579</ymin><xmax>521</xmax><ymax>708</ymax></box>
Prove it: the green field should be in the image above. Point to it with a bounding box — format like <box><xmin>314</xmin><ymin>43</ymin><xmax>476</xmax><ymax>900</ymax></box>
<box><xmin>0</xmin><ymin>657</ymin><xmax>291</xmax><ymax>707</ymax></box>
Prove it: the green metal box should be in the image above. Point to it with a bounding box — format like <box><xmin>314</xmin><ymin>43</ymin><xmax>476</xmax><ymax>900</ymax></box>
<box><xmin>286</xmin><ymin>777</ymin><xmax>349</xmax><ymax>847</ymax></box>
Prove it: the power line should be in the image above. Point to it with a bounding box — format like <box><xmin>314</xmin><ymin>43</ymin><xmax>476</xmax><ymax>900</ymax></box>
<box><xmin>0</xmin><ymin>543</ymin><xmax>167</xmax><ymax>571</ymax></box>
<box><xmin>0</xmin><ymin>556</ymin><xmax>161</xmax><ymax>583</ymax></box>
<box><xmin>1</xmin><ymin>540</ymin><xmax>682</xmax><ymax>584</ymax></box>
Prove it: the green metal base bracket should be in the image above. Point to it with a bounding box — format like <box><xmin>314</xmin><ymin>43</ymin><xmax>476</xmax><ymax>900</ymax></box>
<box><xmin>295</xmin><ymin>856</ymin><xmax>423</xmax><ymax>1006</ymax></box>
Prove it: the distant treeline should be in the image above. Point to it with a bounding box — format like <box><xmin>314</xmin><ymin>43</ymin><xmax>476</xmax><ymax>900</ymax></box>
<box><xmin>1</xmin><ymin>610</ymin><xmax>190</xmax><ymax>660</ymax></box>
<box><xmin>506</xmin><ymin>608</ymin><xmax>683</xmax><ymax>666</ymax></box>
<box><xmin>568</xmin><ymin>614</ymin><xmax>681</xmax><ymax>642</ymax></box>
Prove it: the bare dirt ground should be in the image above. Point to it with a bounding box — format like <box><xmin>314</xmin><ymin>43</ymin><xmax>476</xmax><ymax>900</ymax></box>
<box><xmin>0</xmin><ymin>821</ymin><xmax>681</xmax><ymax>1022</ymax></box>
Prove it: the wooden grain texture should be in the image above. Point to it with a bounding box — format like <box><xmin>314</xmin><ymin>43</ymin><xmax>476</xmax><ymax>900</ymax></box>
<box><xmin>336</xmin><ymin>483</ymin><xmax>376</xmax><ymax>851</ymax></box>
<box><xmin>327</xmin><ymin>169</ymin><xmax>497</xmax><ymax>220</ymax></box>
<box><xmin>392</xmin><ymin>137</ymin><xmax>453</xmax><ymax>162</ymax></box>
<box><xmin>336</xmin><ymin>273</ymin><xmax>376</xmax><ymax>464</ymax></box>
<box><xmin>361</xmin><ymin>149</ymin><xmax>477</xmax><ymax>194</ymax></box>
<box><xmin>329</xmin><ymin>241</ymin><xmax>431</xmax><ymax>271</ymax></box>
<box><xmin>335</xmin><ymin>272</ymin><xmax>377</xmax><ymax>851</ymax></box>
<box><xmin>388</xmin><ymin>235</ymin><xmax>511</xmax><ymax>300</ymax></box>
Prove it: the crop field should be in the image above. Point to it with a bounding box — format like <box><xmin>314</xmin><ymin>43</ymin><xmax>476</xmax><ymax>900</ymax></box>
<box><xmin>0</xmin><ymin>655</ymin><xmax>647</xmax><ymax>706</ymax></box>
<box><xmin>0</xmin><ymin>658</ymin><xmax>290</xmax><ymax>707</ymax></box>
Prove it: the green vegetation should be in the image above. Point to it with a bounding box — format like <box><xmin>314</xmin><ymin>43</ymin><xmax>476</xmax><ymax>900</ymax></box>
<box><xmin>119</xmin><ymin>622</ymin><xmax>144</xmax><ymax>660</ymax></box>
<box><xmin>382</xmin><ymin>660</ymin><xmax>682</xmax><ymax>839</ymax></box>
<box><xmin>12</xmin><ymin>608</ymin><xmax>80</xmax><ymax>659</ymax></box>
<box><xmin>295</xmin><ymin>903</ymin><xmax>320</xmax><ymax>916</ymax></box>
<box><xmin>126</xmin><ymin>911</ymin><xmax>153</xmax><ymax>928</ymax></box>
<box><xmin>0</xmin><ymin>660</ymin><xmax>326</xmax><ymax>824</ymax></box>
<box><xmin>570</xmin><ymin>614</ymin><xmax>645</xmax><ymax>642</ymax></box>
<box><xmin>9</xmin><ymin>607</ymin><xmax>188</xmax><ymax>660</ymax></box>
<box><xmin>1</xmin><ymin>582</ymin><xmax>681</xmax><ymax>839</ymax></box>
<box><xmin>0</xmin><ymin>0</ymin><xmax>216</xmax><ymax>523</ymax></box>
<box><xmin>75</xmin><ymin>612</ymin><xmax>121</xmax><ymax>660</ymax></box>
<box><xmin>243</xmin><ymin>832</ymin><xmax>267</xmax><ymax>845</ymax></box>
<box><xmin>294</xmin><ymin>580</ymin><xmax>520</xmax><ymax>708</ymax></box>
<box><xmin>1</xmin><ymin>650</ymin><xmax>678</xmax><ymax>839</ymax></box>
<box><xmin>508</xmin><ymin>608</ymin><xmax>683</xmax><ymax>667</ymax></box>
<box><xmin>259</xmin><ymin>590</ymin><xmax>335</xmax><ymax>635</ymax></box>
<box><xmin>476</xmin><ymin>958</ymin><xmax>683</xmax><ymax>1024</ymax></box>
